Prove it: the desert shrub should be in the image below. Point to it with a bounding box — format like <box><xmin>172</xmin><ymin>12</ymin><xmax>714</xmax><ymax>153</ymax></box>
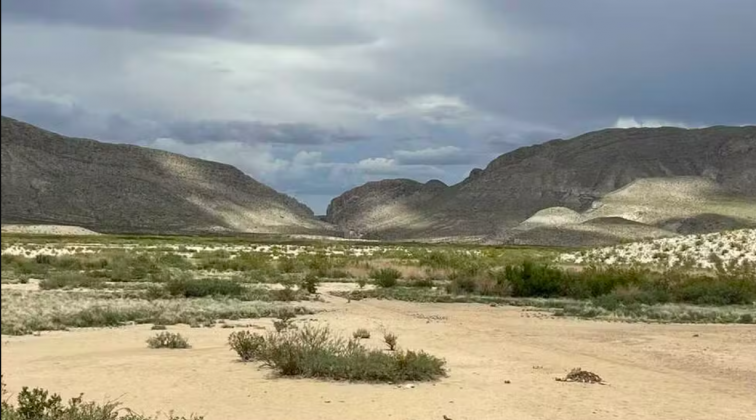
<box><xmin>151</xmin><ymin>324</ymin><xmax>167</xmax><ymax>330</ymax></box>
<box><xmin>300</xmin><ymin>274</ymin><xmax>320</xmax><ymax>294</ymax></box>
<box><xmin>371</xmin><ymin>268</ymin><xmax>402</xmax><ymax>288</ymax></box>
<box><xmin>356</xmin><ymin>278</ymin><xmax>368</xmax><ymax>289</ymax></box>
<box><xmin>34</xmin><ymin>254</ymin><xmax>54</xmax><ymax>265</ymax></box>
<box><xmin>273</xmin><ymin>311</ymin><xmax>297</xmax><ymax>332</ymax></box>
<box><xmin>671</xmin><ymin>276</ymin><xmax>756</xmax><ymax>305</ymax></box>
<box><xmin>507</xmin><ymin>261</ymin><xmax>566</xmax><ymax>297</ymax></box>
<box><xmin>165</xmin><ymin>278</ymin><xmax>244</xmax><ymax>298</ymax></box>
<box><xmin>196</xmin><ymin>252</ymin><xmax>270</xmax><ymax>272</ymax></box>
<box><xmin>1</xmin><ymin>379</ymin><xmax>203</xmax><ymax>419</ymax></box>
<box><xmin>277</xmin><ymin>257</ymin><xmax>300</xmax><ymax>273</ymax></box>
<box><xmin>408</xmin><ymin>278</ymin><xmax>434</xmax><ymax>288</ymax></box>
<box><xmin>146</xmin><ymin>332</ymin><xmax>190</xmax><ymax>349</ymax></box>
<box><xmin>383</xmin><ymin>332</ymin><xmax>398</xmax><ymax>351</ymax></box>
<box><xmin>38</xmin><ymin>273</ymin><xmax>104</xmax><ymax>290</ymax></box>
<box><xmin>738</xmin><ymin>313</ymin><xmax>754</xmax><ymax>324</ymax></box>
<box><xmin>273</xmin><ymin>286</ymin><xmax>297</xmax><ymax>302</ymax></box>
<box><xmin>228</xmin><ymin>330</ymin><xmax>266</xmax><ymax>361</ymax></box>
<box><xmin>353</xmin><ymin>328</ymin><xmax>371</xmax><ymax>339</ymax></box>
<box><xmin>257</xmin><ymin>325</ymin><xmax>446</xmax><ymax>382</ymax></box>
<box><xmin>156</xmin><ymin>253</ymin><xmax>192</xmax><ymax>270</ymax></box>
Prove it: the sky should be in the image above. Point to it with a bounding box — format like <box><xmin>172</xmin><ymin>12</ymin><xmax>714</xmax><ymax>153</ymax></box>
<box><xmin>2</xmin><ymin>0</ymin><xmax>755</xmax><ymax>213</ymax></box>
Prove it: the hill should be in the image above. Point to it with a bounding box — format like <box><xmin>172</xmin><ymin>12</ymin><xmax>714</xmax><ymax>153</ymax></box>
<box><xmin>1</xmin><ymin>116</ymin><xmax>333</xmax><ymax>234</ymax></box>
<box><xmin>326</xmin><ymin>126</ymin><xmax>756</xmax><ymax>242</ymax></box>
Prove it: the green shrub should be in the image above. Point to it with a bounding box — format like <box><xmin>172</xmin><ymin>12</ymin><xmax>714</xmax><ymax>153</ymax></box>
<box><xmin>353</xmin><ymin>328</ymin><xmax>371</xmax><ymax>339</ymax></box>
<box><xmin>300</xmin><ymin>274</ymin><xmax>320</xmax><ymax>294</ymax></box>
<box><xmin>273</xmin><ymin>312</ymin><xmax>296</xmax><ymax>332</ymax></box>
<box><xmin>165</xmin><ymin>278</ymin><xmax>244</xmax><ymax>298</ymax></box>
<box><xmin>371</xmin><ymin>268</ymin><xmax>401</xmax><ymax>288</ymax></box>
<box><xmin>146</xmin><ymin>332</ymin><xmax>191</xmax><ymax>349</ymax></box>
<box><xmin>408</xmin><ymin>278</ymin><xmax>434</xmax><ymax>288</ymax></box>
<box><xmin>257</xmin><ymin>325</ymin><xmax>446</xmax><ymax>382</ymax></box>
<box><xmin>38</xmin><ymin>273</ymin><xmax>104</xmax><ymax>290</ymax></box>
<box><xmin>273</xmin><ymin>286</ymin><xmax>297</xmax><ymax>302</ymax></box>
<box><xmin>1</xmin><ymin>378</ymin><xmax>203</xmax><ymax>419</ymax></box>
<box><xmin>228</xmin><ymin>330</ymin><xmax>266</xmax><ymax>361</ymax></box>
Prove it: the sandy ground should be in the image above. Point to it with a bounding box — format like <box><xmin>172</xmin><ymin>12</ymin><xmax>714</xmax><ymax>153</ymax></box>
<box><xmin>2</xmin><ymin>295</ymin><xmax>755</xmax><ymax>420</ymax></box>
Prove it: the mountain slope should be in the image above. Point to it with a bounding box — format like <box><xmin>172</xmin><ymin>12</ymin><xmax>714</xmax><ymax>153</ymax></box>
<box><xmin>1</xmin><ymin>116</ymin><xmax>333</xmax><ymax>234</ymax></box>
<box><xmin>326</xmin><ymin>126</ymin><xmax>756</xmax><ymax>240</ymax></box>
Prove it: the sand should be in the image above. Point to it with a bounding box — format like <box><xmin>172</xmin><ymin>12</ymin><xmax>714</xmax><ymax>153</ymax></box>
<box><xmin>2</xmin><ymin>295</ymin><xmax>755</xmax><ymax>420</ymax></box>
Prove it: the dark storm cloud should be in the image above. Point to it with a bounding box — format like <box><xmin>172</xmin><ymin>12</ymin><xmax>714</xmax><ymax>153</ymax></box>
<box><xmin>1</xmin><ymin>83</ymin><xmax>365</xmax><ymax>145</ymax></box>
<box><xmin>0</xmin><ymin>0</ymin><xmax>375</xmax><ymax>46</ymax></box>
<box><xmin>464</xmin><ymin>0</ymin><xmax>756</xmax><ymax>126</ymax></box>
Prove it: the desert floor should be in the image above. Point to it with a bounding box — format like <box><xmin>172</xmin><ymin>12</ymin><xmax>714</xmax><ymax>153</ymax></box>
<box><xmin>2</xmin><ymin>290</ymin><xmax>755</xmax><ymax>420</ymax></box>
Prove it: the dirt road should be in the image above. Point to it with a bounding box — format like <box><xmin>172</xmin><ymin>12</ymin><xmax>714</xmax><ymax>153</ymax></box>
<box><xmin>3</xmin><ymin>296</ymin><xmax>755</xmax><ymax>420</ymax></box>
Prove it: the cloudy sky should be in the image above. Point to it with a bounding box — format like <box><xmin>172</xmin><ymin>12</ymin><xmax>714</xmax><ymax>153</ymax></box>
<box><xmin>2</xmin><ymin>1</ymin><xmax>755</xmax><ymax>213</ymax></box>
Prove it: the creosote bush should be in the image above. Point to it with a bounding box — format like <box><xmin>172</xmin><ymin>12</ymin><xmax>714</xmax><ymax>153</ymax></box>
<box><xmin>371</xmin><ymin>268</ymin><xmax>402</xmax><ymax>288</ymax></box>
<box><xmin>300</xmin><ymin>274</ymin><xmax>320</xmax><ymax>294</ymax></box>
<box><xmin>353</xmin><ymin>328</ymin><xmax>371</xmax><ymax>339</ymax></box>
<box><xmin>146</xmin><ymin>332</ymin><xmax>191</xmax><ymax>349</ymax></box>
<box><xmin>165</xmin><ymin>278</ymin><xmax>244</xmax><ymax>298</ymax></box>
<box><xmin>228</xmin><ymin>330</ymin><xmax>266</xmax><ymax>361</ymax></box>
<box><xmin>236</xmin><ymin>325</ymin><xmax>446</xmax><ymax>382</ymax></box>
<box><xmin>1</xmin><ymin>377</ymin><xmax>203</xmax><ymax>419</ymax></box>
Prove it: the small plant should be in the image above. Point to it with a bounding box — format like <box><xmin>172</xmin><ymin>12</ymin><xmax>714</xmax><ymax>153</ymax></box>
<box><xmin>146</xmin><ymin>332</ymin><xmax>191</xmax><ymax>349</ymax></box>
<box><xmin>371</xmin><ymin>268</ymin><xmax>401</xmax><ymax>288</ymax></box>
<box><xmin>151</xmin><ymin>324</ymin><xmax>167</xmax><ymax>330</ymax></box>
<box><xmin>273</xmin><ymin>312</ymin><xmax>297</xmax><ymax>333</ymax></box>
<box><xmin>356</xmin><ymin>277</ymin><xmax>367</xmax><ymax>289</ymax></box>
<box><xmin>300</xmin><ymin>274</ymin><xmax>320</xmax><ymax>294</ymax></box>
<box><xmin>353</xmin><ymin>328</ymin><xmax>371</xmax><ymax>339</ymax></box>
<box><xmin>273</xmin><ymin>285</ymin><xmax>297</xmax><ymax>302</ymax></box>
<box><xmin>228</xmin><ymin>330</ymin><xmax>266</xmax><ymax>361</ymax></box>
<box><xmin>383</xmin><ymin>332</ymin><xmax>398</xmax><ymax>351</ymax></box>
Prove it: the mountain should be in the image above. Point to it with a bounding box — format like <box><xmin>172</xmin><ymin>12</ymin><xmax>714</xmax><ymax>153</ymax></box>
<box><xmin>1</xmin><ymin>116</ymin><xmax>333</xmax><ymax>235</ymax></box>
<box><xmin>326</xmin><ymin>126</ymin><xmax>756</xmax><ymax>242</ymax></box>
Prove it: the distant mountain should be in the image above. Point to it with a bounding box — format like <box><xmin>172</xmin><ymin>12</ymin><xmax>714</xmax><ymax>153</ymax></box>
<box><xmin>326</xmin><ymin>126</ymin><xmax>756</xmax><ymax>243</ymax></box>
<box><xmin>1</xmin><ymin>116</ymin><xmax>333</xmax><ymax>235</ymax></box>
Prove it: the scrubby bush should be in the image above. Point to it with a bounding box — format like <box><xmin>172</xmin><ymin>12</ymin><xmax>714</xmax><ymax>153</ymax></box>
<box><xmin>353</xmin><ymin>328</ymin><xmax>371</xmax><ymax>339</ymax></box>
<box><xmin>1</xmin><ymin>378</ymin><xmax>203</xmax><ymax>419</ymax></box>
<box><xmin>408</xmin><ymin>278</ymin><xmax>435</xmax><ymax>288</ymax></box>
<box><xmin>371</xmin><ymin>268</ymin><xmax>402</xmax><ymax>288</ymax></box>
<box><xmin>383</xmin><ymin>332</ymin><xmax>398</xmax><ymax>351</ymax></box>
<box><xmin>146</xmin><ymin>332</ymin><xmax>191</xmax><ymax>349</ymax></box>
<box><xmin>228</xmin><ymin>330</ymin><xmax>266</xmax><ymax>361</ymax></box>
<box><xmin>253</xmin><ymin>326</ymin><xmax>446</xmax><ymax>382</ymax></box>
<box><xmin>300</xmin><ymin>274</ymin><xmax>320</xmax><ymax>294</ymax></box>
<box><xmin>273</xmin><ymin>312</ymin><xmax>296</xmax><ymax>332</ymax></box>
<box><xmin>165</xmin><ymin>278</ymin><xmax>244</xmax><ymax>298</ymax></box>
<box><xmin>38</xmin><ymin>273</ymin><xmax>104</xmax><ymax>290</ymax></box>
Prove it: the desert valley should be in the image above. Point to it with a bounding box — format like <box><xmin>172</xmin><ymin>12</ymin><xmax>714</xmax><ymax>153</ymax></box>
<box><xmin>2</xmin><ymin>2</ymin><xmax>756</xmax><ymax>419</ymax></box>
<box><xmin>1</xmin><ymin>116</ymin><xmax>755</xmax><ymax>420</ymax></box>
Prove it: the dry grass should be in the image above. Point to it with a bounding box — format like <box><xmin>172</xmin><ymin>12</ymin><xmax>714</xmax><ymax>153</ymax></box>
<box><xmin>0</xmin><ymin>289</ymin><xmax>314</xmax><ymax>335</ymax></box>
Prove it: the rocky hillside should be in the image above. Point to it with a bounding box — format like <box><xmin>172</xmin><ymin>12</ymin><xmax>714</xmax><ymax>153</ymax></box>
<box><xmin>326</xmin><ymin>126</ymin><xmax>756</xmax><ymax>242</ymax></box>
<box><xmin>1</xmin><ymin>117</ymin><xmax>333</xmax><ymax>234</ymax></box>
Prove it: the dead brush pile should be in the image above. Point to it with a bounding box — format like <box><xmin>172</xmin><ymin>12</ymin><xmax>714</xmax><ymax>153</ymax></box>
<box><xmin>555</xmin><ymin>368</ymin><xmax>605</xmax><ymax>384</ymax></box>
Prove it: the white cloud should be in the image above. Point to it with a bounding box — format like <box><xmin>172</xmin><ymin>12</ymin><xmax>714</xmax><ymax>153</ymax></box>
<box><xmin>393</xmin><ymin>145</ymin><xmax>476</xmax><ymax>165</ymax></box>
<box><xmin>147</xmin><ymin>138</ymin><xmax>289</xmax><ymax>180</ymax></box>
<box><xmin>373</xmin><ymin>94</ymin><xmax>477</xmax><ymax>124</ymax></box>
<box><xmin>614</xmin><ymin>116</ymin><xmax>691</xmax><ymax>129</ymax></box>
